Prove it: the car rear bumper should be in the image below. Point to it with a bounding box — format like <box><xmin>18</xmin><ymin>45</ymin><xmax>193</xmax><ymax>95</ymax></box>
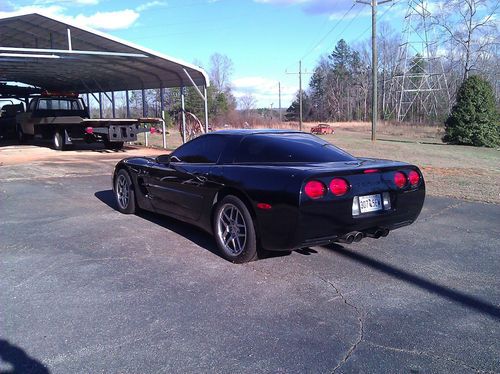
<box><xmin>258</xmin><ymin>186</ymin><xmax>425</xmax><ymax>251</ymax></box>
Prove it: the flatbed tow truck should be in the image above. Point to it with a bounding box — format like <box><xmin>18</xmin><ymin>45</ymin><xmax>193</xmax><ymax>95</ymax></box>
<box><xmin>16</xmin><ymin>92</ymin><xmax>156</xmax><ymax>150</ymax></box>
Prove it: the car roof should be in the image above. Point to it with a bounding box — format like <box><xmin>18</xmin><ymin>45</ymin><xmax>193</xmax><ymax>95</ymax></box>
<box><xmin>210</xmin><ymin>129</ymin><xmax>304</xmax><ymax>136</ymax></box>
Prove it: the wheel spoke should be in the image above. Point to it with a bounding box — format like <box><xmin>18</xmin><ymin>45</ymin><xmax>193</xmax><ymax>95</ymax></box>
<box><xmin>217</xmin><ymin>202</ymin><xmax>248</xmax><ymax>257</ymax></box>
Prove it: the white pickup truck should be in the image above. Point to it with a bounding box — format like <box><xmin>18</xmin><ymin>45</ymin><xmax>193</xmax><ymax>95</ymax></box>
<box><xmin>16</xmin><ymin>93</ymin><xmax>151</xmax><ymax>150</ymax></box>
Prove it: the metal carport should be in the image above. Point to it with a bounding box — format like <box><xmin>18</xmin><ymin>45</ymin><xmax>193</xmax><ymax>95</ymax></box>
<box><xmin>0</xmin><ymin>12</ymin><xmax>210</xmax><ymax>144</ymax></box>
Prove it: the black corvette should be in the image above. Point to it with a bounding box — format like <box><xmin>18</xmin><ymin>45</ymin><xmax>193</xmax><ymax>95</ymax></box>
<box><xmin>113</xmin><ymin>130</ymin><xmax>425</xmax><ymax>263</ymax></box>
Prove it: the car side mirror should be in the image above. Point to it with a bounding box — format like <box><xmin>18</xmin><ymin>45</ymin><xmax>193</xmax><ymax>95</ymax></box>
<box><xmin>156</xmin><ymin>154</ymin><xmax>171</xmax><ymax>165</ymax></box>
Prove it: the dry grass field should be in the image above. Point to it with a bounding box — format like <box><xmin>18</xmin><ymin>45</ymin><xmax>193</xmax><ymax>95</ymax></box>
<box><xmin>135</xmin><ymin>121</ymin><xmax>500</xmax><ymax>204</ymax></box>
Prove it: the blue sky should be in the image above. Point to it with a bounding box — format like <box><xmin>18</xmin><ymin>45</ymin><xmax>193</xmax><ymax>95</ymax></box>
<box><xmin>0</xmin><ymin>0</ymin><xmax>408</xmax><ymax>108</ymax></box>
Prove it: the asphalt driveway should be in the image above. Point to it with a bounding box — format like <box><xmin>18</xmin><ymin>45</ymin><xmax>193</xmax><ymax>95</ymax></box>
<box><xmin>0</xmin><ymin>149</ymin><xmax>499</xmax><ymax>373</ymax></box>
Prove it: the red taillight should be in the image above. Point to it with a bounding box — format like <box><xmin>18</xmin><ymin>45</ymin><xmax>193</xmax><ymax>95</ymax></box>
<box><xmin>329</xmin><ymin>178</ymin><xmax>349</xmax><ymax>196</ymax></box>
<box><xmin>257</xmin><ymin>203</ymin><xmax>272</xmax><ymax>210</ymax></box>
<box><xmin>363</xmin><ymin>168</ymin><xmax>380</xmax><ymax>174</ymax></box>
<box><xmin>304</xmin><ymin>180</ymin><xmax>327</xmax><ymax>199</ymax></box>
<box><xmin>150</xmin><ymin>127</ymin><xmax>156</xmax><ymax>134</ymax></box>
<box><xmin>394</xmin><ymin>171</ymin><xmax>407</xmax><ymax>188</ymax></box>
<box><xmin>408</xmin><ymin>170</ymin><xmax>420</xmax><ymax>187</ymax></box>
<box><xmin>85</xmin><ymin>127</ymin><xmax>93</xmax><ymax>134</ymax></box>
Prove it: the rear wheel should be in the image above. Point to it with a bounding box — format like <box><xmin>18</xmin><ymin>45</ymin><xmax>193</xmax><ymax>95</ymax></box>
<box><xmin>17</xmin><ymin>126</ymin><xmax>25</xmax><ymax>144</ymax></box>
<box><xmin>53</xmin><ymin>130</ymin><xmax>65</xmax><ymax>150</ymax></box>
<box><xmin>214</xmin><ymin>195</ymin><xmax>257</xmax><ymax>263</ymax></box>
<box><xmin>115</xmin><ymin>169</ymin><xmax>136</xmax><ymax>214</ymax></box>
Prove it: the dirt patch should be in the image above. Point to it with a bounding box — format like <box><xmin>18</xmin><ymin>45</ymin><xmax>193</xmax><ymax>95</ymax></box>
<box><xmin>0</xmin><ymin>144</ymin><xmax>167</xmax><ymax>166</ymax></box>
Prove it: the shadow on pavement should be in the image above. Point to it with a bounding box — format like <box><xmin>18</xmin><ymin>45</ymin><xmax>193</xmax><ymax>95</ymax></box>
<box><xmin>0</xmin><ymin>339</ymin><xmax>49</xmax><ymax>374</ymax></box>
<box><xmin>326</xmin><ymin>244</ymin><xmax>500</xmax><ymax>320</ymax></box>
<box><xmin>94</xmin><ymin>189</ymin><xmax>293</xmax><ymax>261</ymax></box>
<box><xmin>95</xmin><ymin>189</ymin><xmax>219</xmax><ymax>257</ymax></box>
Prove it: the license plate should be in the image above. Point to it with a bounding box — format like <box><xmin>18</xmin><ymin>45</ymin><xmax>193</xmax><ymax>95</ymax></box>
<box><xmin>359</xmin><ymin>194</ymin><xmax>382</xmax><ymax>213</ymax></box>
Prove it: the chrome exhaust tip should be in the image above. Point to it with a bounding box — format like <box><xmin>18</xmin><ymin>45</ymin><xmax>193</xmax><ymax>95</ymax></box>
<box><xmin>338</xmin><ymin>233</ymin><xmax>355</xmax><ymax>244</ymax></box>
<box><xmin>354</xmin><ymin>232</ymin><xmax>364</xmax><ymax>242</ymax></box>
<box><xmin>366</xmin><ymin>229</ymin><xmax>383</xmax><ymax>239</ymax></box>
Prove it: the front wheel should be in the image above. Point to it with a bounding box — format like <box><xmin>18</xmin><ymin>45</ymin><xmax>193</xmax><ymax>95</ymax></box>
<box><xmin>214</xmin><ymin>195</ymin><xmax>257</xmax><ymax>263</ymax></box>
<box><xmin>115</xmin><ymin>169</ymin><xmax>136</xmax><ymax>214</ymax></box>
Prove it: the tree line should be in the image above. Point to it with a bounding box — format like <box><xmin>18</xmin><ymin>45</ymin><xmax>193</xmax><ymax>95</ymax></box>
<box><xmin>286</xmin><ymin>0</ymin><xmax>500</xmax><ymax>125</ymax></box>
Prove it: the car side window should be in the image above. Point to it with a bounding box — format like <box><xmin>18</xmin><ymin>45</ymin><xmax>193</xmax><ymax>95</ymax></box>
<box><xmin>171</xmin><ymin>135</ymin><xmax>226</xmax><ymax>164</ymax></box>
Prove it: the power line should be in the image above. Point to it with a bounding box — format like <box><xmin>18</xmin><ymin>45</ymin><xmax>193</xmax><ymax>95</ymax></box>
<box><xmin>300</xmin><ymin>3</ymin><xmax>357</xmax><ymax>62</ymax></box>
<box><xmin>353</xmin><ymin>0</ymin><xmax>400</xmax><ymax>40</ymax></box>
<box><xmin>335</xmin><ymin>5</ymin><xmax>368</xmax><ymax>41</ymax></box>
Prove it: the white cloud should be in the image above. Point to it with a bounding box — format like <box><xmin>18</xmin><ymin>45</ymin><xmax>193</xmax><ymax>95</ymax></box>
<box><xmin>136</xmin><ymin>1</ymin><xmax>167</xmax><ymax>12</ymax></box>
<box><xmin>232</xmin><ymin>76</ymin><xmax>297</xmax><ymax>108</ymax></box>
<box><xmin>254</xmin><ymin>0</ymin><xmax>374</xmax><ymax>24</ymax></box>
<box><xmin>31</xmin><ymin>0</ymin><xmax>100</xmax><ymax>5</ymax></box>
<box><xmin>72</xmin><ymin>10</ymin><xmax>140</xmax><ymax>30</ymax></box>
<box><xmin>0</xmin><ymin>5</ymin><xmax>140</xmax><ymax>30</ymax></box>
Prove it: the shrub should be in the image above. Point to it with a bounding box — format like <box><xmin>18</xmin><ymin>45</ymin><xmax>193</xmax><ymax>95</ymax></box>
<box><xmin>443</xmin><ymin>75</ymin><xmax>500</xmax><ymax>147</ymax></box>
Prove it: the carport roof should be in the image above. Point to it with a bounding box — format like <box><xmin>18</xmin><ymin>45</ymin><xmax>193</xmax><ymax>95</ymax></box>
<box><xmin>0</xmin><ymin>13</ymin><xmax>209</xmax><ymax>95</ymax></box>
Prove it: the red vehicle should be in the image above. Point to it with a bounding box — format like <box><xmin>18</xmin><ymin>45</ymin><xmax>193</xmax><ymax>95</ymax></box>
<box><xmin>311</xmin><ymin>123</ymin><xmax>334</xmax><ymax>135</ymax></box>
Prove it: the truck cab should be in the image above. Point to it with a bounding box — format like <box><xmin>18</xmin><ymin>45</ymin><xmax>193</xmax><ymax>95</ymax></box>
<box><xmin>16</xmin><ymin>92</ymin><xmax>148</xmax><ymax>150</ymax></box>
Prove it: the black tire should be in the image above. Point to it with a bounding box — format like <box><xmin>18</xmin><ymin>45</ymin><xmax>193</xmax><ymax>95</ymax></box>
<box><xmin>104</xmin><ymin>139</ymin><xmax>124</xmax><ymax>150</ymax></box>
<box><xmin>53</xmin><ymin>130</ymin><xmax>65</xmax><ymax>151</ymax></box>
<box><xmin>114</xmin><ymin>169</ymin><xmax>136</xmax><ymax>214</ymax></box>
<box><xmin>17</xmin><ymin>125</ymin><xmax>25</xmax><ymax>144</ymax></box>
<box><xmin>213</xmin><ymin>195</ymin><xmax>257</xmax><ymax>263</ymax></box>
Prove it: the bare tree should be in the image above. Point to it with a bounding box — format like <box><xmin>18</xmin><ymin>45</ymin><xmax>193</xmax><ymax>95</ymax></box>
<box><xmin>209</xmin><ymin>53</ymin><xmax>234</xmax><ymax>93</ymax></box>
<box><xmin>433</xmin><ymin>0</ymin><xmax>500</xmax><ymax>81</ymax></box>
<box><xmin>238</xmin><ymin>94</ymin><xmax>256</xmax><ymax>117</ymax></box>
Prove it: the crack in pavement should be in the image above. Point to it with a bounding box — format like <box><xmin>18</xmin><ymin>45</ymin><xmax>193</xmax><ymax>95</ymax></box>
<box><xmin>364</xmin><ymin>341</ymin><xmax>499</xmax><ymax>374</ymax></box>
<box><xmin>316</xmin><ymin>276</ymin><xmax>364</xmax><ymax>373</ymax></box>
<box><xmin>245</xmin><ymin>262</ymin><xmax>365</xmax><ymax>374</ymax></box>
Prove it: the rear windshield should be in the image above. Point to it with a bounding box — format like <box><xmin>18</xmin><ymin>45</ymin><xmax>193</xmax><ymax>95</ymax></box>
<box><xmin>235</xmin><ymin>133</ymin><xmax>356</xmax><ymax>163</ymax></box>
<box><xmin>37</xmin><ymin>99</ymin><xmax>82</xmax><ymax>111</ymax></box>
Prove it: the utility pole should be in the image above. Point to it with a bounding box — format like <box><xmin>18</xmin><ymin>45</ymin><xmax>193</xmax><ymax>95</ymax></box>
<box><xmin>278</xmin><ymin>81</ymin><xmax>282</xmax><ymax>122</ymax></box>
<box><xmin>299</xmin><ymin>60</ymin><xmax>303</xmax><ymax>131</ymax></box>
<box><xmin>286</xmin><ymin>60</ymin><xmax>312</xmax><ymax>131</ymax></box>
<box><xmin>356</xmin><ymin>0</ymin><xmax>392</xmax><ymax>141</ymax></box>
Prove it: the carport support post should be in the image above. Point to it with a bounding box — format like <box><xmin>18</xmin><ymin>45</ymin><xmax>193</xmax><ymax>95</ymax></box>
<box><xmin>204</xmin><ymin>86</ymin><xmax>209</xmax><ymax>133</ymax></box>
<box><xmin>98</xmin><ymin>92</ymin><xmax>103</xmax><ymax>119</ymax></box>
<box><xmin>142</xmin><ymin>89</ymin><xmax>148</xmax><ymax>147</ymax></box>
<box><xmin>125</xmin><ymin>90</ymin><xmax>130</xmax><ymax>118</ymax></box>
<box><xmin>111</xmin><ymin>91</ymin><xmax>116</xmax><ymax>118</ymax></box>
<box><xmin>160</xmin><ymin>87</ymin><xmax>167</xmax><ymax>149</ymax></box>
<box><xmin>181</xmin><ymin>87</ymin><xmax>186</xmax><ymax>144</ymax></box>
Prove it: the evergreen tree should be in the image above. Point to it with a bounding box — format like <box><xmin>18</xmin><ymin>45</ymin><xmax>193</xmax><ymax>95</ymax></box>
<box><xmin>443</xmin><ymin>75</ymin><xmax>499</xmax><ymax>147</ymax></box>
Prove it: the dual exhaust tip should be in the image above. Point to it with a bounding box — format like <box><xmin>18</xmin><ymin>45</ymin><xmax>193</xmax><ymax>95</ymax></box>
<box><xmin>338</xmin><ymin>229</ymin><xmax>389</xmax><ymax>244</ymax></box>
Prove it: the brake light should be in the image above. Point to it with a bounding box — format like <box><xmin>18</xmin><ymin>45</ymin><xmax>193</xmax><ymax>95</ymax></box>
<box><xmin>394</xmin><ymin>171</ymin><xmax>407</xmax><ymax>188</ymax></box>
<box><xmin>257</xmin><ymin>203</ymin><xmax>272</xmax><ymax>210</ymax></box>
<box><xmin>150</xmin><ymin>127</ymin><xmax>156</xmax><ymax>134</ymax></box>
<box><xmin>85</xmin><ymin>127</ymin><xmax>93</xmax><ymax>134</ymax></box>
<box><xmin>363</xmin><ymin>169</ymin><xmax>380</xmax><ymax>174</ymax></box>
<box><xmin>408</xmin><ymin>170</ymin><xmax>420</xmax><ymax>187</ymax></box>
<box><xmin>329</xmin><ymin>178</ymin><xmax>349</xmax><ymax>196</ymax></box>
<box><xmin>304</xmin><ymin>180</ymin><xmax>327</xmax><ymax>199</ymax></box>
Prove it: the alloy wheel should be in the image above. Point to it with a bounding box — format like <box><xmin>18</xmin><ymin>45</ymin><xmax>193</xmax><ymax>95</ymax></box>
<box><xmin>116</xmin><ymin>174</ymin><xmax>130</xmax><ymax>209</ymax></box>
<box><xmin>217</xmin><ymin>203</ymin><xmax>247</xmax><ymax>256</ymax></box>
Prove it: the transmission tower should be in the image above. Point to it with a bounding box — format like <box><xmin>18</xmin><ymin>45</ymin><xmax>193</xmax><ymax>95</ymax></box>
<box><xmin>388</xmin><ymin>0</ymin><xmax>449</xmax><ymax>122</ymax></box>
